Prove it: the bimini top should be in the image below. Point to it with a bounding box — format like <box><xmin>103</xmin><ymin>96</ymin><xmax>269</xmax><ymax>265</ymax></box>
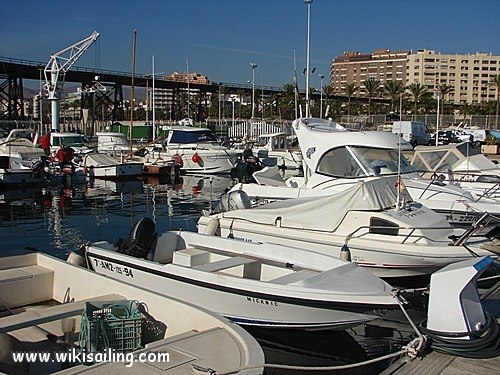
<box><xmin>222</xmin><ymin>176</ymin><xmax>408</xmax><ymax>232</ymax></box>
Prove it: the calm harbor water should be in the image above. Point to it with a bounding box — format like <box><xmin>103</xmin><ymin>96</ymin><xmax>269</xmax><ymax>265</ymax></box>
<box><xmin>0</xmin><ymin>175</ymin><xmax>417</xmax><ymax>374</ymax></box>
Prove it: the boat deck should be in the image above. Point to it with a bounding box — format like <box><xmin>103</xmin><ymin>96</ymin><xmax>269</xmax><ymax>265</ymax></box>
<box><xmin>0</xmin><ymin>252</ymin><xmax>263</xmax><ymax>374</ymax></box>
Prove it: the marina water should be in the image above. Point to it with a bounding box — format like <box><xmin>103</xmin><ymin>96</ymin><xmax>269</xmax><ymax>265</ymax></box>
<box><xmin>0</xmin><ymin>176</ymin><xmax>416</xmax><ymax>374</ymax></box>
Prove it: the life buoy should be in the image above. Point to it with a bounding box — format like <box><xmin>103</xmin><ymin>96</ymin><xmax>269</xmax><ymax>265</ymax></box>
<box><xmin>171</xmin><ymin>154</ymin><xmax>184</xmax><ymax>167</ymax></box>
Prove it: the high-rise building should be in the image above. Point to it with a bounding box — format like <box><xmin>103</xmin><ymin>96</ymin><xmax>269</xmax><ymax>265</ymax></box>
<box><xmin>330</xmin><ymin>49</ymin><xmax>499</xmax><ymax>105</ymax></box>
<box><xmin>330</xmin><ymin>49</ymin><xmax>409</xmax><ymax>92</ymax></box>
<box><xmin>406</xmin><ymin>49</ymin><xmax>499</xmax><ymax>104</ymax></box>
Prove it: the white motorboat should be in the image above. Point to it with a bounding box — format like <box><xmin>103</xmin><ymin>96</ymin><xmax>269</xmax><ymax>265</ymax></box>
<box><xmin>0</xmin><ymin>154</ymin><xmax>47</xmax><ymax>187</ymax></box>
<box><xmin>50</xmin><ymin>132</ymin><xmax>93</xmax><ymax>155</ymax></box>
<box><xmin>229</xmin><ymin>117</ymin><xmax>500</xmax><ymax>226</ymax></box>
<box><xmin>96</xmin><ymin>131</ymin><xmax>136</xmax><ymax>156</ymax></box>
<box><xmin>83</xmin><ymin>218</ymin><xmax>399</xmax><ymax>330</ymax></box>
<box><xmin>199</xmin><ymin>177</ymin><xmax>499</xmax><ymax>278</ymax></box>
<box><xmin>0</xmin><ymin>129</ymin><xmax>44</xmax><ymax>162</ymax></box>
<box><xmin>147</xmin><ymin>126</ymin><xmax>238</xmax><ymax>174</ymax></box>
<box><xmin>0</xmin><ymin>251</ymin><xmax>264</xmax><ymax>374</ymax></box>
<box><xmin>82</xmin><ymin>153</ymin><xmax>143</xmax><ymax>179</ymax></box>
<box><xmin>411</xmin><ymin>142</ymin><xmax>500</xmax><ymax>199</ymax></box>
<box><xmin>252</xmin><ymin>132</ymin><xmax>303</xmax><ymax>170</ymax></box>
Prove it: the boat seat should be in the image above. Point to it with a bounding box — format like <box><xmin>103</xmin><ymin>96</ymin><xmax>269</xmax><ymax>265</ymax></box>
<box><xmin>269</xmin><ymin>269</ymin><xmax>318</xmax><ymax>285</ymax></box>
<box><xmin>193</xmin><ymin>256</ymin><xmax>256</xmax><ymax>273</ymax></box>
<box><xmin>0</xmin><ymin>265</ymin><xmax>54</xmax><ymax>309</ymax></box>
<box><xmin>0</xmin><ymin>293</ymin><xmax>125</xmax><ymax>334</ymax></box>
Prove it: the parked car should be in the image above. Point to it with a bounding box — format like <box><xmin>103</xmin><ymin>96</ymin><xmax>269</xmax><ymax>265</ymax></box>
<box><xmin>428</xmin><ymin>130</ymin><xmax>465</xmax><ymax>146</ymax></box>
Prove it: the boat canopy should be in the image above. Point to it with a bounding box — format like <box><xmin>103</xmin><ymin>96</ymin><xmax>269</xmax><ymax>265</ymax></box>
<box><xmin>412</xmin><ymin>143</ymin><xmax>497</xmax><ymax>172</ymax></box>
<box><xmin>168</xmin><ymin>129</ymin><xmax>217</xmax><ymax>144</ymax></box>
<box><xmin>222</xmin><ymin>176</ymin><xmax>408</xmax><ymax>232</ymax></box>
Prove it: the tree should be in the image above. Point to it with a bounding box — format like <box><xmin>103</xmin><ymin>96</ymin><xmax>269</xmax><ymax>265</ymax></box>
<box><xmin>361</xmin><ymin>78</ymin><xmax>381</xmax><ymax>120</ymax></box>
<box><xmin>490</xmin><ymin>74</ymin><xmax>500</xmax><ymax>129</ymax></box>
<box><xmin>406</xmin><ymin>83</ymin><xmax>428</xmax><ymax>117</ymax></box>
<box><xmin>343</xmin><ymin>83</ymin><xmax>358</xmax><ymax>118</ymax></box>
<box><xmin>383</xmin><ymin>80</ymin><xmax>405</xmax><ymax>113</ymax></box>
<box><xmin>279</xmin><ymin>84</ymin><xmax>296</xmax><ymax>120</ymax></box>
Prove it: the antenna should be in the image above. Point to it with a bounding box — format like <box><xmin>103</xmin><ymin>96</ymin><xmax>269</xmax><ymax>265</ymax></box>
<box><xmin>396</xmin><ymin>93</ymin><xmax>403</xmax><ymax>209</ymax></box>
<box><xmin>304</xmin><ymin>0</ymin><xmax>312</xmax><ymax>118</ymax></box>
<box><xmin>293</xmin><ymin>48</ymin><xmax>299</xmax><ymax>119</ymax></box>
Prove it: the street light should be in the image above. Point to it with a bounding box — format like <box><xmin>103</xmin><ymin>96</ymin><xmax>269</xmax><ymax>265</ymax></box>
<box><xmin>319</xmin><ymin>73</ymin><xmax>324</xmax><ymax>118</ymax></box>
<box><xmin>250</xmin><ymin>62</ymin><xmax>257</xmax><ymax>119</ymax></box>
<box><xmin>436</xmin><ymin>91</ymin><xmax>441</xmax><ymax>146</ymax></box>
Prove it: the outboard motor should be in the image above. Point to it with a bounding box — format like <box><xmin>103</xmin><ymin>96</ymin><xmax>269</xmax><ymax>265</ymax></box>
<box><xmin>115</xmin><ymin>217</ymin><xmax>157</xmax><ymax>259</ymax></box>
<box><xmin>217</xmin><ymin>190</ymin><xmax>252</xmax><ymax>212</ymax></box>
<box><xmin>230</xmin><ymin>149</ymin><xmax>264</xmax><ymax>183</ymax></box>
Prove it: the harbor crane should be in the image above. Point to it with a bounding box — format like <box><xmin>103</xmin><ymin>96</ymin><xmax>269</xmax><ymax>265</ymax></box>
<box><xmin>43</xmin><ymin>31</ymin><xmax>100</xmax><ymax>132</ymax></box>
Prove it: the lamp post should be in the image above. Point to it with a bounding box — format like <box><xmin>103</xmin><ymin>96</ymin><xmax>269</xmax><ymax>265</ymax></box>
<box><xmin>250</xmin><ymin>62</ymin><xmax>257</xmax><ymax>119</ymax></box>
<box><xmin>319</xmin><ymin>73</ymin><xmax>324</xmax><ymax>118</ymax></box>
<box><xmin>436</xmin><ymin>91</ymin><xmax>441</xmax><ymax>146</ymax></box>
<box><xmin>230</xmin><ymin>96</ymin><xmax>236</xmax><ymax>128</ymax></box>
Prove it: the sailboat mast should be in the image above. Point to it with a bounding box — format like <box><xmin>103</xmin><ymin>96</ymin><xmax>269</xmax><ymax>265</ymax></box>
<box><xmin>305</xmin><ymin>0</ymin><xmax>312</xmax><ymax>118</ymax></box>
<box><xmin>129</xmin><ymin>29</ymin><xmax>137</xmax><ymax>153</ymax></box>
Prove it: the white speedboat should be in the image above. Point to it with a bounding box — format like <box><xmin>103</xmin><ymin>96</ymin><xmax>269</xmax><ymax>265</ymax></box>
<box><xmin>96</xmin><ymin>131</ymin><xmax>136</xmax><ymax>156</ymax></box>
<box><xmin>199</xmin><ymin>177</ymin><xmax>498</xmax><ymax>278</ymax></box>
<box><xmin>83</xmin><ymin>218</ymin><xmax>399</xmax><ymax>330</ymax></box>
<box><xmin>147</xmin><ymin>126</ymin><xmax>238</xmax><ymax>174</ymax></box>
<box><xmin>252</xmin><ymin>132</ymin><xmax>303</xmax><ymax>170</ymax></box>
<box><xmin>82</xmin><ymin>153</ymin><xmax>143</xmax><ymax>179</ymax></box>
<box><xmin>229</xmin><ymin>117</ymin><xmax>500</xmax><ymax>226</ymax></box>
<box><xmin>0</xmin><ymin>154</ymin><xmax>47</xmax><ymax>187</ymax></box>
<box><xmin>411</xmin><ymin>142</ymin><xmax>500</xmax><ymax>199</ymax></box>
<box><xmin>0</xmin><ymin>251</ymin><xmax>264</xmax><ymax>374</ymax></box>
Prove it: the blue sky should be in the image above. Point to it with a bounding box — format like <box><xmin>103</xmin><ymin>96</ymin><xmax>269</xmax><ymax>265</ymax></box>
<box><xmin>1</xmin><ymin>0</ymin><xmax>499</xmax><ymax>89</ymax></box>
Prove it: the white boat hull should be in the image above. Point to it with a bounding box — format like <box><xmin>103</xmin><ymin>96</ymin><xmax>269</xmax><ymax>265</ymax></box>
<box><xmin>85</xmin><ymin>246</ymin><xmax>394</xmax><ymax>330</ymax></box>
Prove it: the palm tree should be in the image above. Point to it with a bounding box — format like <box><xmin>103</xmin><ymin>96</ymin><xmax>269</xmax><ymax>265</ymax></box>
<box><xmin>343</xmin><ymin>83</ymin><xmax>358</xmax><ymax>118</ymax></box>
<box><xmin>490</xmin><ymin>74</ymin><xmax>500</xmax><ymax>129</ymax></box>
<box><xmin>361</xmin><ymin>78</ymin><xmax>381</xmax><ymax>120</ymax></box>
<box><xmin>383</xmin><ymin>80</ymin><xmax>405</xmax><ymax>113</ymax></box>
<box><xmin>280</xmin><ymin>84</ymin><xmax>296</xmax><ymax>120</ymax></box>
<box><xmin>406</xmin><ymin>83</ymin><xmax>427</xmax><ymax>118</ymax></box>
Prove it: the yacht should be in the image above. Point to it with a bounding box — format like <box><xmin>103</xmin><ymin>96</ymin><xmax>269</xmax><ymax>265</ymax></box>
<box><xmin>411</xmin><ymin>142</ymin><xmax>500</xmax><ymax>199</ymax></box>
<box><xmin>146</xmin><ymin>126</ymin><xmax>238</xmax><ymax>174</ymax></box>
<box><xmin>229</xmin><ymin>117</ymin><xmax>500</xmax><ymax>226</ymax></box>
<box><xmin>199</xmin><ymin>177</ymin><xmax>498</xmax><ymax>278</ymax></box>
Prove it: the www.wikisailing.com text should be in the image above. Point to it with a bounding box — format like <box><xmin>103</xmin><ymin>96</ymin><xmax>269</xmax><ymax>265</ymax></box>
<box><xmin>12</xmin><ymin>348</ymin><xmax>169</xmax><ymax>368</ymax></box>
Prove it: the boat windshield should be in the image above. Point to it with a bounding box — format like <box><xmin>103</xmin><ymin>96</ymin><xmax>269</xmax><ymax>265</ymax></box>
<box><xmin>316</xmin><ymin>146</ymin><xmax>414</xmax><ymax>178</ymax></box>
<box><xmin>52</xmin><ymin>136</ymin><xmax>85</xmax><ymax>147</ymax></box>
<box><xmin>169</xmin><ymin>130</ymin><xmax>217</xmax><ymax>144</ymax></box>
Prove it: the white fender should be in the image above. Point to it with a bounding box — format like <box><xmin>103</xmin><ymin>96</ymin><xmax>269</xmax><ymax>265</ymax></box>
<box><xmin>204</xmin><ymin>217</ymin><xmax>220</xmax><ymax>235</ymax></box>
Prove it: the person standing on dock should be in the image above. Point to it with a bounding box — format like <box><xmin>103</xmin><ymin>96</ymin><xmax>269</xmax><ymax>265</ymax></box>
<box><xmin>40</xmin><ymin>133</ymin><xmax>51</xmax><ymax>156</ymax></box>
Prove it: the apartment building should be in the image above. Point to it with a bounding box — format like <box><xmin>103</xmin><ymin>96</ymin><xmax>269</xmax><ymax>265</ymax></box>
<box><xmin>153</xmin><ymin>72</ymin><xmax>211</xmax><ymax>110</ymax></box>
<box><xmin>330</xmin><ymin>48</ymin><xmax>499</xmax><ymax>105</ymax></box>
<box><xmin>330</xmin><ymin>49</ymin><xmax>409</xmax><ymax>92</ymax></box>
<box><xmin>406</xmin><ymin>49</ymin><xmax>498</xmax><ymax>104</ymax></box>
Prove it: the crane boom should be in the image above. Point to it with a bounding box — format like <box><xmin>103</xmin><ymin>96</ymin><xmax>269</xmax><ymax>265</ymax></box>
<box><xmin>44</xmin><ymin>31</ymin><xmax>100</xmax><ymax>132</ymax></box>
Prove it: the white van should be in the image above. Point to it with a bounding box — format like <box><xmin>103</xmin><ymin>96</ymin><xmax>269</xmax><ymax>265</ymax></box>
<box><xmin>391</xmin><ymin>121</ymin><xmax>430</xmax><ymax>147</ymax></box>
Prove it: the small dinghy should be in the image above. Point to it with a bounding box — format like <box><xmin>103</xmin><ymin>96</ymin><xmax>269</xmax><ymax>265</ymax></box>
<box><xmin>81</xmin><ymin>217</ymin><xmax>399</xmax><ymax>330</ymax></box>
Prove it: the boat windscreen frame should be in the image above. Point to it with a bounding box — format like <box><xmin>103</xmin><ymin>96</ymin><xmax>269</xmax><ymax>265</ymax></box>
<box><xmin>315</xmin><ymin>145</ymin><xmax>414</xmax><ymax>178</ymax></box>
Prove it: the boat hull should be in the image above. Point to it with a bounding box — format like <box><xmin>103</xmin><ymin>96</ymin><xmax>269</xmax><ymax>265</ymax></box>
<box><xmin>85</xmin><ymin>247</ymin><xmax>392</xmax><ymax>330</ymax></box>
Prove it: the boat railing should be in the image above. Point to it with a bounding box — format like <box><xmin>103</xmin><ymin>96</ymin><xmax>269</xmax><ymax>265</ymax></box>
<box><xmin>343</xmin><ymin>220</ymin><xmax>496</xmax><ymax>248</ymax></box>
<box><xmin>450</xmin><ymin>212</ymin><xmax>500</xmax><ymax>246</ymax></box>
<box><xmin>473</xmin><ymin>182</ymin><xmax>500</xmax><ymax>202</ymax></box>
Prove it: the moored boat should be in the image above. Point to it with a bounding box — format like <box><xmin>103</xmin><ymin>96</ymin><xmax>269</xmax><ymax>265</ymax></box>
<box><xmin>82</xmin><ymin>218</ymin><xmax>399</xmax><ymax>330</ymax></box>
